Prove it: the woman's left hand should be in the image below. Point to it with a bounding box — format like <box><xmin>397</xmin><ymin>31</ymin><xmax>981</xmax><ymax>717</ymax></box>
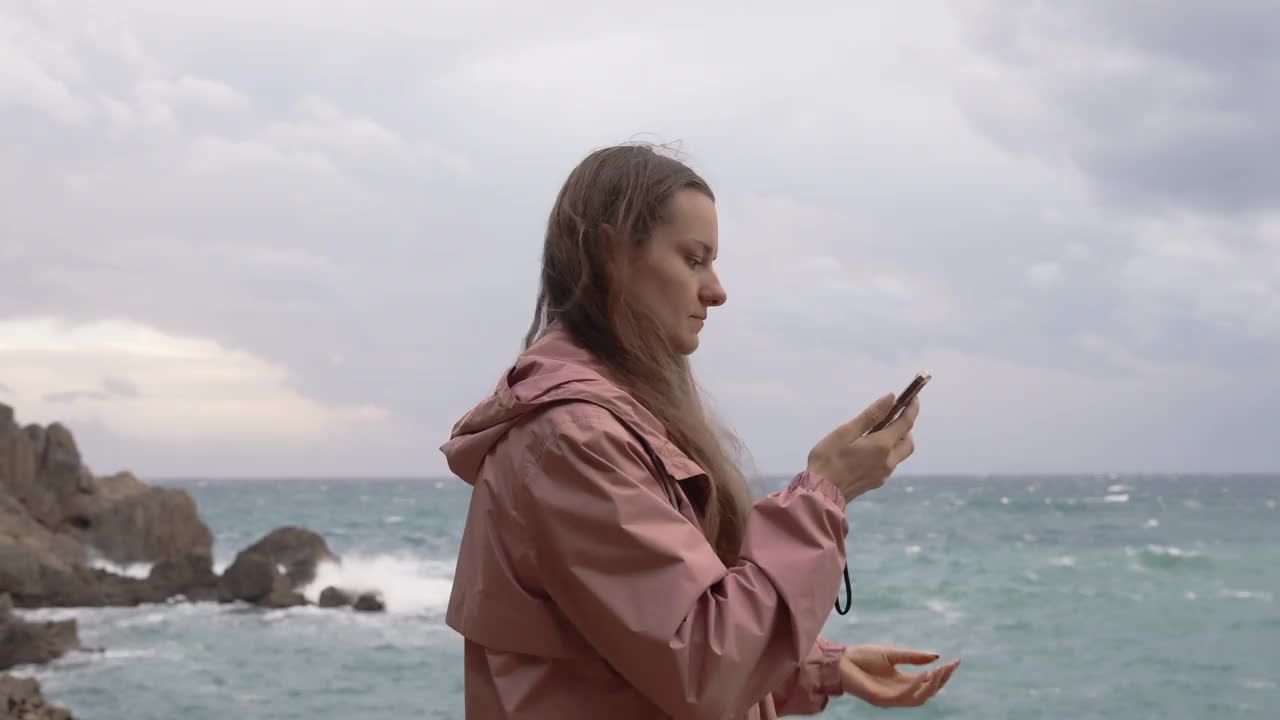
<box><xmin>839</xmin><ymin>644</ymin><xmax>960</xmax><ymax>708</ymax></box>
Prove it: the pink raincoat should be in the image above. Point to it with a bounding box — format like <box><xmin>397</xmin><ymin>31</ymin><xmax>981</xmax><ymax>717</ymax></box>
<box><xmin>442</xmin><ymin>325</ymin><xmax>850</xmax><ymax>718</ymax></box>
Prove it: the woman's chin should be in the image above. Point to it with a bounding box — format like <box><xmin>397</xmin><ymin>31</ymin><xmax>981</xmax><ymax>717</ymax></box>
<box><xmin>674</xmin><ymin>333</ymin><xmax>700</xmax><ymax>355</ymax></box>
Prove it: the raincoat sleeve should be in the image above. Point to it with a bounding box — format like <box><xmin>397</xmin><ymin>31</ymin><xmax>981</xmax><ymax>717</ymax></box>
<box><xmin>519</xmin><ymin>407</ymin><xmax>849</xmax><ymax>720</ymax></box>
<box><xmin>769</xmin><ymin>636</ymin><xmax>847</xmax><ymax>716</ymax></box>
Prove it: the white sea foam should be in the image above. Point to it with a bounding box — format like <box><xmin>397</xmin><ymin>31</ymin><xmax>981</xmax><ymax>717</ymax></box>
<box><xmin>1107</xmin><ymin>483</ymin><xmax>1133</xmax><ymax>493</ymax></box>
<box><xmin>116</xmin><ymin>611</ymin><xmax>171</xmax><ymax>628</ymax></box>
<box><xmin>1049</xmin><ymin>556</ymin><xmax>1077</xmax><ymax>568</ymax></box>
<box><xmin>383</xmin><ymin>515</ymin><xmax>404</xmax><ymax>525</ymax></box>
<box><xmin>1144</xmin><ymin>518</ymin><xmax>1160</xmax><ymax>528</ymax></box>
<box><xmin>1103</xmin><ymin>493</ymin><xmax>1129</xmax><ymax>503</ymax></box>
<box><xmin>1141</xmin><ymin>544</ymin><xmax>1201</xmax><ymax>558</ymax></box>
<box><xmin>925</xmin><ymin>599</ymin><xmax>964</xmax><ymax>624</ymax></box>
<box><xmin>88</xmin><ymin>557</ymin><xmax>152</xmax><ymax>579</ymax></box>
<box><xmin>1218</xmin><ymin>589</ymin><xmax>1274</xmax><ymax>602</ymax></box>
<box><xmin>300</xmin><ymin>553</ymin><xmax>454</xmax><ymax>616</ymax></box>
<box><xmin>905</xmin><ymin>545</ymin><xmax>922</xmax><ymax>556</ymax></box>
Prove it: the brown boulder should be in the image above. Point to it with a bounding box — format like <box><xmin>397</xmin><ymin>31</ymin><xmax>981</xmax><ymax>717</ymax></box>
<box><xmin>218</xmin><ymin>550</ymin><xmax>312</xmax><ymax>609</ymax></box>
<box><xmin>66</xmin><ymin>476</ymin><xmax>214</xmax><ymax>565</ymax></box>
<box><xmin>0</xmin><ymin>594</ymin><xmax>81</xmax><ymax>671</ymax></box>
<box><xmin>0</xmin><ymin>492</ymin><xmax>85</xmax><ymax>605</ymax></box>
<box><xmin>235</xmin><ymin>527</ymin><xmax>338</xmax><ymax>589</ymax></box>
<box><xmin>37</xmin><ymin>424</ymin><xmax>83</xmax><ymax>500</ymax></box>
<box><xmin>0</xmin><ymin>416</ymin><xmax>47</xmax><ymax>526</ymax></box>
<box><xmin>352</xmin><ymin>593</ymin><xmax>386</xmax><ymax>613</ymax></box>
<box><xmin>260</xmin><ymin>573</ymin><xmax>308</xmax><ymax>609</ymax></box>
<box><xmin>318</xmin><ymin>586</ymin><xmax>353</xmax><ymax>608</ymax></box>
<box><xmin>1</xmin><ymin>408</ymin><xmax>213</xmax><ymax>572</ymax></box>
<box><xmin>0</xmin><ymin>673</ymin><xmax>76</xmax><ymax>720</ymax></box>
<box><xmin>147</xmin><ymin>553</ymin><xmax>219</xmax><ymax>602</ymax></box>
<box><xmin>218</xmin><ymin>552</ymin><xmax>276</xmax><ymax>603</ymax></box>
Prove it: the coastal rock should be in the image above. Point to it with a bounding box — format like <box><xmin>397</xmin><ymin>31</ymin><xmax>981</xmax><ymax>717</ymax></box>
<box><xmin>0</xmin><ymin>415</ymin><xmax>47</xmax><ymax>525</ymax></box>
<box><xmin>0</xmin><ymin>594</ymin><xmax>81</xmax><ymax>671</ymax></box>
<box><xmin>352</xmin><ymin>593</ymin><xmax>385</xmax><ymax>613</ymax></box>
<box><xmin>1</xmin><ymin>402</ymin><xmax>345</xmax><ymax>617</ymax></box>
<box><xmin>318</xmin><ymin>586</ymin><xmax>353</xmax><ymax>608</ymax></box>
<box><xmin>259</xmin><ymin>573</ymin><xmax>307</xmax><ymax>609</ymax></box>
<box><xmin>0</xmin><ymin>491</ymin><xmax>86</xmax><ymax>605</ymax></box>
<box><xmin>147</xmin><ymin>553</ymin><xmax>219</xmax><ymax>602</ymax></box>
<box><xmin>218</xmin><ymin>552</ymin><xmax>277</xmax><ymax>603</ymax></box>
<box><xmin>0</xmin><ymin>405</ymin><xmax>216</xmax><ymax>608</ymax></box>
<box><xmin>61</xmin><ymin>471</ymin><xmax>214</xmax><ymax>567</ymax></box>
<box><xmin>0</xmin><ymin>674</ymin><xmax>76</xmax><ymax>720</ymax></box>
<box><xmin>218</xmin><ymin>527</ymin><xmax>338</xmax><ymax>608</ymax></box>
<box><xmin>234</xmin><ymin>527</ymin><xmax>338</xmax><ymax>588</ymax></box>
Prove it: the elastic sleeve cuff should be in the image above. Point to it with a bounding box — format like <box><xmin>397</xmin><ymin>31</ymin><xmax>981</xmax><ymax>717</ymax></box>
<box><xmin>786</xmin><ymin>471</ymin><xmax>846</xmax><ymax>507</ymax></box>
<box><xmin>816</xmin><ymin>640</ymin><xmax>846</xmax><ymax>696</ymax></box>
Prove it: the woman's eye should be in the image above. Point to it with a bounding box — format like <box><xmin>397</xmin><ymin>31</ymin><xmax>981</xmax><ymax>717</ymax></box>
<box><xmin>687</xmin><ymin>256</ymin><xmax>704</xmax><ymax>269</ymax></box>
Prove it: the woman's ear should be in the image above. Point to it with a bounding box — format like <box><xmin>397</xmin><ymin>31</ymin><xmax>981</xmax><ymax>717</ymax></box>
<box><xmin>599</xmin><ymin>222</ymin><xmax>624</xmax><ymax>274</ymax></box>
<box><xmin>599</xmin><ymin>223</ymin><xmax>617</xmax><ymax>247</ymax></box>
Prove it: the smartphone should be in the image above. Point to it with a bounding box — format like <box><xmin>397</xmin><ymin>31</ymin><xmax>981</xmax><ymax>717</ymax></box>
<box><xmin>867</xmin><ymin>370</ymin><xmax>931</xmax><ymax>434</ymax></box>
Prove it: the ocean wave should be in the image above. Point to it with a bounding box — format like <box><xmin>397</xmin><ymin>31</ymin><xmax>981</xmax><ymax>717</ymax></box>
<box><xmin>299</xmin><ymin>553</ymin><xmax>454</xmax><ymax>616</ymax></box>
<box><xmin>1126</xmin><ymin>544</ymin><xmax>1210</xmax><ymax>572</ymax></box>
<box><xmin>1218</xmin><ymin>589</ymin><xmax>1274</xmax><ymax>602</ymax></box>
<box><xmin>924</xmin><ymin>598</ymin><xmax>964</xmax><ymax>624</ymax></box>
<box><xmin>1083</xmin><ymin>493</ymin><xmax>1129</xmax><ymax>504</ymax></box>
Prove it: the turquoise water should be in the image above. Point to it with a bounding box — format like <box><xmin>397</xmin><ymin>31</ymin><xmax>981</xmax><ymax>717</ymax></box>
<box><xmin>16</xmin><ymin>474</ymin><xmax>1280</xmax><ymax>719</ymax></box>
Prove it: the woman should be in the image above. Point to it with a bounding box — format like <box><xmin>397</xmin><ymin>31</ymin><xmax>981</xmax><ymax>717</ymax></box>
<box><xmin>442</xmin><ymin>143</ymin><xmax>959</xmax><ymax>719</ymax></box>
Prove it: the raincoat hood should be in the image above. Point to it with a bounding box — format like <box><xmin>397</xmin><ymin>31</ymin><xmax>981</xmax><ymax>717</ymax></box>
<box><xmin>439</xmin><ymin>324</ymin><xmax>702</xmax><ymax>487</ymax></box>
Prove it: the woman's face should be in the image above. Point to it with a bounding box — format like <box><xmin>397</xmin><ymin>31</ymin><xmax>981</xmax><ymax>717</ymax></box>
<box><xmin>624</xmin><ymin>189</ymin><xmax>727</xmax><ymax>355</ymax></box>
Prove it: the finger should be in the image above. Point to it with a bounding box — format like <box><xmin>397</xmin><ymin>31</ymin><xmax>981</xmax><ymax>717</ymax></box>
<box><xmin>935</xmin><ymin>659</ymin><xmax>960</xmax><ymax>691</ymax></box>
<box><xmin>836</xmin><ymin>393</ymin><xmax>896</xmax><ymax>440</ymax></box>
<box><xmin>883</xmin><ymin>396</ymin><xmax>920</xmax><ymax>441</ymax></box>
<box><xmin>908</xmin><ymin>670</ymin><xmax>942</xmax><ymax>706</ymax></box>
<box><xmin>884</xmin><ymin>646</ymin><xmax>941</xmax><ymax>666</ymax></box>
<box><xmin>888</xmin><ymin>431</ymin><xmax>915</xmax><ymax>467</ymax></box>
<box><xmin>890</xmin><ymin>672</ymin><xmax>931</xmax><ymax>706</ymax></box>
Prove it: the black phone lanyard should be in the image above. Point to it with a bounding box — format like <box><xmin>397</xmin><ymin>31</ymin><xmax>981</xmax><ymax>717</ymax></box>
<box><xmin>834</xmin><ymin>563</ymin><xmax>852</xmax><ymax>614</ymax></box>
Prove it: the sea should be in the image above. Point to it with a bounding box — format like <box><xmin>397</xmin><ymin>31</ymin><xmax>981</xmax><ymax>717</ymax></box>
<box><xmin>13</xmin><ymin>473</ymin><xmax>1280</xmax><ymax>719</ymax></box>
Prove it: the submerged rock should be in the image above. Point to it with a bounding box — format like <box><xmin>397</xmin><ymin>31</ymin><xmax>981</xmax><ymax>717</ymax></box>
<box><xmin>318</xmin><ymin>586</ymin><xmax>354</xmax><ymax>608</ymax></box>
<box><xmin>353</xmin><ymin>593</ymin><xmax>385</xmax><ymax>613</ymax></box>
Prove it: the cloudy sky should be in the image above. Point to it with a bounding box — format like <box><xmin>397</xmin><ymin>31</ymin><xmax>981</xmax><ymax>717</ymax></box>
<box><xmin>2</xmin><ymin>1</ymin><xmax>1277</xmax><ymax>479</ymax></box>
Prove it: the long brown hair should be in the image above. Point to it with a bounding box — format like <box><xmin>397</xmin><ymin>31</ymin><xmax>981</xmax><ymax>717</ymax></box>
<box><xmin>524</xmin><ymin>142</ymin><xmax>752</xmax><ymax>565</ymax></box>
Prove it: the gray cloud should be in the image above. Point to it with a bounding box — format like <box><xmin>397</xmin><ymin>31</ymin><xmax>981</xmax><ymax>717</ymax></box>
<box><xmin>101</xmin><ymin>376</ymin><xmax>140</xmax><ymax>398</ymax></box>
<box><xmin>44</xmin><ymin>389</ymin><xmax>109</xmax><ymax>404</ymax></box>
<box><xmin>1</xmin><ymin>2</ymin><xmax>1277</xmax><ymax>475</ymax></box>
<box><xmin>960</xmin><ymin>1</ymin><xmax>1280</xmax><ymax>215</ymax></box>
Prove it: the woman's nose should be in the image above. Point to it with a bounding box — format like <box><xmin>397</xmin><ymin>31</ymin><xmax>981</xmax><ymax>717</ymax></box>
<box><xmin>701</xmin><ymin>273</ymin><xmax>727</xmax><ymax>307</ymax></box>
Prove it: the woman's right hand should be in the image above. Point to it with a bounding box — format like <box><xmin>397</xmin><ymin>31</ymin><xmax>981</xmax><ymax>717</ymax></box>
<box><xmin>806</xmin><ymin>393</ymin><xmax>919</xmax><ymax>504</ymax></box>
